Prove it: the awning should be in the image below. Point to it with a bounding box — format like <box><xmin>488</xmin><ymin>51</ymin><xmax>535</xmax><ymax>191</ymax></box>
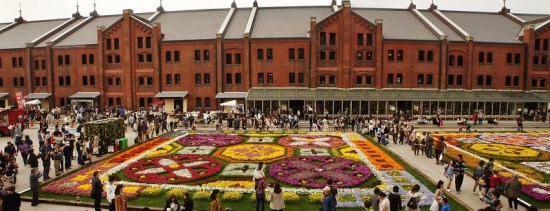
<box><xmin>149</xmin><ymin>100</ymin><xmax>165</xmax><ymax>107</ymax></box>
<box><xmin>220</xmin><ymin>100</ymin><xmax>238</xmax><ymax>107</ymax></box>
<box><xmin>215</xmin><ymin>92</ymin><xmax>247</xmax><ymax>99</ymax></box>
<box><xmin>0</xmin><ymin>93</ymin><xmax>8</xmax><ymax>98</ymax></box>
<box><xmin>69</xmin><ymin>92</ymin><xmax>100</xmax><ymax>99</ymax></box>
<box><xmin>25</xmin><ymin>99</ymin><xmax>41</xmax><ymax>105</ymax></box>
<box><xmin>24</xmin><ymin>93</ymin><xmax>51</xmax><ymax>100</ymax></box>
<box><xmin>246</xmin><ymin>88</ymin><xmax>550</xmax><ymax>102</ymax></box>
<box><xmin>155</xmin><ymin>91</ymin><xmax>188</xmax><ymax>98</ymax></box>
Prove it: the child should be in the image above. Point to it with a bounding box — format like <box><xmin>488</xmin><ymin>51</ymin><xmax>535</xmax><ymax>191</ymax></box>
<box><xmin>439</xmin><ymin>198</ymin><xmax>450</xmax><ymax>211</ymax></box>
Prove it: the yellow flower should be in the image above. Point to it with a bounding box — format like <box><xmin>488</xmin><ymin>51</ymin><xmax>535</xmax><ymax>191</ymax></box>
<box><xmin>78</xmin><ymin>184</ymin><xmax>92</xmax><ymax>191</ymax></box>
<box><xmin>202</xmin><ymin>180</ymin><xmax>255</xmax><ymax>189</ymax></box>
<box><xmin>166</xmin><ymin>189</ymin><xmax>187</xmax><ymax>198</ymax></box>
<box><xmin>123</xmin><ymin>186</ymin><xmax>141</xmax><ymax>194</ymax></box>
<box><xmin>141</xmin><ymin>187</ymin><xmax>163</xmax><ymax>196</ymax></box>
<box><xmin>70</xmin><ymin>175</ymin><xmax>89</xmax><ymax>181</ymax></box>
<box><xmin>308</xmin><ymin>192</ymin><xmax>324</xmax><ymax>203</ymax></box>
<box><xmin>283</xmin><ymin>192</ymin><xmax>300</xmax><ymax>202</ymax></box>
<box><xmin>222</xmin><ymin>192</ymin><xmax>243</xmax><ymax>201</ymax></box>
<box><xmin>194</xmin><ymin>191</ymin><xmax>211</xmax><ymax>200</ymax></box>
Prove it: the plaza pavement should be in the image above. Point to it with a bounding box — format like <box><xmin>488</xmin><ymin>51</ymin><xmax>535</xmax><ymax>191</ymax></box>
<box><xmin>2</xmin><ymin>120</ymin><xmax>549</xmax><ymax>210</ymax></box>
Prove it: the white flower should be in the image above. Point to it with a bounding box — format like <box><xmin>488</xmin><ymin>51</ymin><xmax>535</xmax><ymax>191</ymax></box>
<box><xmin>247</xmin><ymin>137</ymin><xmax>275</xmax><ymax>143</ymax></box>
<box><xmin>220</xmin><ymin>163</ymin><xmax>257</xmax><ymax>177</ymax></box>
<box><xmin>289</xmin><ymin>137</ymin><xmax>333</xmax><ymax>147</ymax></box>
<box><xmin>177</xmin><ymin>146</ymin><xmax>215</xmax><ymax>155</ymax></box>
<box><xmin>521</xmin><ymin>162</ymin><xmax>550</xmax><ymax>175</ymax></box>
<box><xmin>299</xmin><ymin>148</ymin><xmax>330</xmax><ymax>156</ymax></box>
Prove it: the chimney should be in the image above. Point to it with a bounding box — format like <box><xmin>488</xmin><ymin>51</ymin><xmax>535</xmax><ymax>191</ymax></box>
<box><xmin>342</xmin><ymin>0</ymin><xmax>351</xmax><ymax>8</ymax></box>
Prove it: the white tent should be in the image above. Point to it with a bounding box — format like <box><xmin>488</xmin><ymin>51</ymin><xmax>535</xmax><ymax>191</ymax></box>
<box><xmin>25</xmin><ymin>99</ymin><xmax>41</xmax><ymax>105</ymax></box>
<box><xmin>220</xmin><ymin>100</ymin><xmax>237</xmax><ymax>107</ymax></box>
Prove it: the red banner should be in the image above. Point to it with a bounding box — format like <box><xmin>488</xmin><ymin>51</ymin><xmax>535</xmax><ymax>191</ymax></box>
<box><xmin>15</xmin><ymin>92</ymin><xmax>25</xmax><ymax>109</ymax></box>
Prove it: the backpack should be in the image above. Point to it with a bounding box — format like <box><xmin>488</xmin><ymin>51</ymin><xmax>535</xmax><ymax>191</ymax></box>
<box><xmin>406</xmin><ymin>196</ymin><xmax>418</xmax><ymax>209</ymax></box>
<box><xmin>19</xmin><ymin>143</ymin><xmax>29</xmax><ymax>155</ymax></box>
<box><xmin>473</xmin><ymin>166</ymin><xmax>484</xmax><ymax>180</ymax></box>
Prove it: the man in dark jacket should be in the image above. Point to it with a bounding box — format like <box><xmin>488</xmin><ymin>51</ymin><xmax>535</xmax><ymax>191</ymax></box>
<box><xmin>91</xmin><ymin>171</ymin><xmax>104</xmax><ymax>211</ymax></box>
<box><xmin>1</xmin><ymin>186</ymin><xmax>21</xmax><ymax>211</ymax></box>
<box><xmin>389</xmin><ymin>186</ymin><xmax>402</xmax><ymax>211</ymax></box>
<box><xmin>30</xmin><ymin>168</ymin><xmax>42</xmax><ymax>206</ymax></box>
<box><xmin>454</xmin><ymin>154</ymin><xmax>467</xmax><ymax>194</ymax></box>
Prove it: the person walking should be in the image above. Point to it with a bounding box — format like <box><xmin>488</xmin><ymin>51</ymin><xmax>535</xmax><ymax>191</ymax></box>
<box><xmin>406</xmin><ymin>184</ymin><xmax>421</xmax><ymax>211</ymax></box>
<box><xmin>506</xmin><ymin>174</ymin><xmax>522</xmax><ymax>211</ymax></box>
<box><xmin>434</xmin><ymin>136</ymin><xmax>445</xmax><ymax>165</ymax></box>
<box><xmin>114</xmin><ymin>185</ymin><xmax>127</xmax><ymax>211</ymax></box>
<box><xmin>91</xmin><ymin>171</ymin><xmax>104</xmax><ymax>211</ymax></box>
<box><xmin>516</xmin><ymin>116</ymin><xmax>524</xmax><ymax>132</ymax></box>
<box><xmin>210</xmin><ymin>189</ymin><xmax>223</xmax><ymax>211</ymax></box>
<box><xmin>268</xmin><ymin>183</ymin><xmax>285</xmax><ymax>211</ymax></box>
<box><xmin>472</xmin><ymin>160</ymin><xmax>486</xmax><ymax>195</ymax></box>
<box><xmin>19</xmin><ymin>140</ymin><xmax>30</xmax><ymax>166</ymax></box>
<box><xmin>30</xmin><ymin>168</ymin><xmax>43</xmax><ymax>206</ymax></box>
<box><xmin>253</xmin><ymin>162</ymin><xmax>267</xmax><ymax>211</ymax></box>
<box><xmin>389</xmin><ymin>186</ymin><xmax>402</xmax><ymax>211</ymax></box>
<box><xmin>1</xmin><ymin>186</ymin><xmax>21</xmax><ymax>211</ymax></box>
<box><xmin>444</xmin><ymin>161</ymin><xmax>455</xmax><ymax>191</ymax></box>
<box><xmin>430</xmin><ymin>180</ymin><xmax>444</xmax><ymax>211</ymax></box>
<box><xmin>106</xmin><ymin>175</ymin><xmax>117</xmax><ymax>211</ymax></box>
<box><xmin>28</xmin><ymin>149</ymin><xmax>40</xmax><ymax>170</ymax></box>
<box><xmin>454</xmin><ymin>154</ymin><xmax>467</xmax><ymax>194</ymax></box>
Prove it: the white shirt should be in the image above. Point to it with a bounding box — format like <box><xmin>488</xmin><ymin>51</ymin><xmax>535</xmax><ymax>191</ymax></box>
<box><xmin>253</xmin><ymin>167</ymin><xmax>265</xmax><ymax>181</ymax></box>
<box><xmin>106</xmin><ymin>181</ymin><xmax>116</xmax><ymax>201</ymax></box>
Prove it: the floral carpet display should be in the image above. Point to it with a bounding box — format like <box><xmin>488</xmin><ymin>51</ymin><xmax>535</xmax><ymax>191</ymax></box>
<box><xmin>437</xmin><ymin>132</ymin><xmax>550</xmax><ymax>202</ymax></box>
<box><xmin>41</xmin><ymin>131</ymin><xmax>434</xmax><ymax>208</ymax></box>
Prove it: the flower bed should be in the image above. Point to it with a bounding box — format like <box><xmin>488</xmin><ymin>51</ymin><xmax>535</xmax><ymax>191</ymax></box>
<box><xmin>269</xmin><ymin>156</ymin><xmax>372</xmax><ymax>188</ymax></box>
<box><xmin>352</xmin><ymin>140</ymin><xmax>404</xmax><ymax>171</ymax></box>
<box><xmin>279</xmin><ymin>135</ymin><xmax>345</xmax><ymax>148</ymax></box>
<box><xmin>177</xmin><ymin>134</ymin><xmax>243</xmax><ymax>147</ymax></box>
<box><xmin>214</xmin><ymin>144</ymin><xmax>293</xmax><ymax>163</ymax></box>
<box><xmin>220</xmin><ymin>163</ymin><xmax>259</xmax><ymax>177</ymax></box>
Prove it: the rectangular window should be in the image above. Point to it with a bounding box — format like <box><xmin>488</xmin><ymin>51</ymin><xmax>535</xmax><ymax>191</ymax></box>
<box><xmin>166</xmin><ymin>51</ymin><xmax>172</xmax><ymax>62</ymax></box>
<box><xmin>90</xmin><ymin>76</ymin><xmax>95</xmax><ymax>85</ymax></box>
<box><xmin>328</xmin><ymin>75</ymin><xmax>335</xmax><ymax>85</ymax></box>
<box><xmin>41</xmin><ymin>60</ymin><xmax>46</xmax><ymax>69</ymax></box>
<box><xmin>357</xmin><ymin>33</ymin><xmax>364</xmax><ymax>46</ymax></box>
<box><xmin>106</xmin><ymin>38</ymin><xmax>112</xmax><ymax>50</ymax></box>
<box><xmin>367</xmin><ymin>33</ymin><xmax>373</xmax><ymax>46</ymax></box>
<box><xmin>457</xmin><ymin>55</ymin><xmax>464</xmax><ymax>67</ymax></box>
<box><xmin>417</xmin><ymin>74</ymin><xmax>424</xmax><ymax>85</ymax></box>
<box><xmin>478</xmin><ymin>52</ymin><xmax>485</xmax><ymax>63</ymax></box>
<box><xmin>167</xmin><ymin>74</ymin><xmax>173</xmax><ymax>85</ymax></box>
<box><xmin>449</xmin><ymin>55</ymin><xmax>455</xmax><ymax>66</ymax></box>
<box><xmin>448</xmin><ymin>75</ymin><xmax>454</xmax><ymax>86</ymax></box>
<box><xmin>18</xmin><ymin>77</ymin><xmax>24</xmax><ymax>87</ymax></box>
<box><xmin>173</xmin><ymin>51</ymin><xmax>180</xmax><ymax>62</ymax></box>
<box><xmin>486</xmin><ymin>75</ymin><xmax>492</xmax><ymax>86</ymax></box>
<box><xmin>506</xmin><ymin>53</ymin><xmax>513</xmax><ymax>64</ymax></box>
<box><xmin>320</xmin><ymin>76</ymin><xmax>326</xmax><ymax>85</ymax></box>
<box><xmin>267</xmin><ymin>73</ymin><xmax>273</xmax><ymax>84</ymax></box>
<box><xmin>298</xmin><ymin>73</ymin><xmax>304</xmax><ymax>84</ymax></box>
<box><xmin>139</xmin><ymin>98</ymin><xmax>145</xmax><ymax>108</ymax></box>
<box><xmin>397</xmin><ymin>50</ymin><xmax>403</xmax><ymax>61</ymax></box>
<box><xmin>235</xmin><ymin>73</ymin><xmax>241</xmax><ymax>84</ymax></box>
<box><xmin>203</xmin><ymin>74</ymin><xmax>209</xmax><ymax>85</ymax></box>
<box><xmin>505</xmin><ymin>76</ymin><xmax>511</xmax><ymax>87</ymax></box>
<box><xmin>427</xmin><ymin>51</ymin><xmax>434</xmax><ymax>62</ymax></box>
<box><xmin>18</xmin><ymin>57</ymin><xmax>23</xmax><ymax>67</ymax></box>
<box><xmin>329</xmin><ymin>51</ymin><xmax>336</xmax><ymax>60</ymax></box>
<box><xmin>35</xmin><ymin>77</ymin><xmax>40</xmax><ymax>87</ymax></box>
<box><xmin>320</xmin><ymin>52</ymin><xmax>326</xmax><ymax>60</ymax></box>
<box><xmin>356</xmin><ymin>52</ymin><xmax>363</xmax><ymax>61</ymax></box>
<box><xmin>427</xmin><ymin>74</ymin><xmax>433</xmax><ymax>85</ymax></box>
<box><xmin>329</xmin><ymin>33</ymin><xmax>336</xmax><ymax>45</ymax></box>
<box><xmin>146</xmin><ymin>54</ymin><xmax>152</xmax><ymax>62</ymax></box>
<box><xmin>13</xmin><ymin>77</ymin><xmax>18</xmax><ymax>87</ymax></box>
<box><xmin>194</xmin><ymin>50</ymin><xmax>201</xmax><ymax>61</ymax></box>
<box><xmin>535</xmin><ymin>39</ymin><xmax>541</xmax><ymax>50</ymax></box>
<box><xmin>225</xmin><ymin>54</ymin><xmax>232</xmax><ymax>65</ymax></box>
<box><xmin>541</xmin><ymin>79</ymin><xmax>546</xmax><ymax>88</ymax></box>
<box><xmin>477</xmin><ymin>75</ymin><xmax>484</xmax><ymax>86</ymax></box>
<box><xmin>59</xmin><ymin>76</ymin><xmax>64</xmax><ymax>86</ymax></box>
<box><xmin>195</xmin><ymin>74</ymin><xmax>201</xmax><ymax>85</ymax></box>
<box><xmin>82</xmin><ymin>76</ymin><xmax>88</xmax><ymax>86</ymax></box>
<box><xmin>542</xmin><ymin>56</ymin><xmax>548</xmax><ymax>65</ymax></box>
<box><xmin>64</xmin><ymin>55</ymin><xmax>70</xmax><ymax>65</ymax></box>
<box><xmin>139</xmin><ymin>77</ymin><xmax>145</xmax><ymax>86</ymax></box>
<box><xmin>147</xmin><ymin>77</ymin><xmax>153</xmax><ymax>85</ymax></box>
<box><xmin>196</xmin><ymin>98</ymin><xmax>202</xmax><ymax>108</ymax></box>
<box><xmin>204</xmin><ymin>50</ymin><xmax>210</xmax><ymax>61</ymax></box>
<box><xmin>387</xmin><ymin>74</ymin><xmax>394</xmax><ymax>85</ymax></box>
<box><xmin>396</xmin><ymin>74</ymin><xmax>403</xmax><ymax>85</ymax></box>
<box><xmin>60</xmin><ymin>98</ymin><xmax>65</xmax><ymax>107</ymax></box>
<box><xmin>137</xmin><ymin>37</ymin><xmax>143</xmax><ymax>48</ymax></box>
<box><xmin>298</xmin><ymin>48</ymin><xmax>304</xmax><ymax>60</ymax></box>
<box><xmin>65</xmin><ymin>76</ymin><xmax>70</xmax><ymax>86</ymax></box>
<box><xmin>116</xmin><ymin>77</ymin><xmax>121</xmax><ymax>85</ymax></box>
<box><xmin>58</xmin><ymin>55</ymin><xmax>63</xmax><ymax>65</ymax></box>
<box><xmin>137</xmin><ymin>54</ymin><xmax>143</xmax><ymax>63</ymax></box>
<box><xmin>356</xmin><ymin>76</ymin><xmax>363</xmax><ymax>85</ymax></box>
<box><xmin>82</xmin><ymin>54</ymin><xmax>87</xmax><ymax>65</ymax></box>
<box><xmin>457</xmin><ymin>75</ymin><xmax>463</xmax><ymax>86</ymax></box>
<box><xmin>366</xmin><ymin>75</ymin><xmax>372</xmax><ymax>85</ymax></box>
<box><xmin>366</xmin><ymin>52</ymin><xmax>373</xmax><ymax>61</ymax></box>
<box><xmin>116</xmin><ymin>98</ymin><xmax>121</xmax><ymax>106</ymax></box>
<box><xmin>320</xmin><ymin>32</ymin><xmax>326</xmax><ymax>45</ymax></box>
<box><xmin>534</xmin><ymin>56</ymin><xmax>539</xmax><ymax>65</ymax></box>
<box><xmin>544</xmin><ymin>39</ymin><xmax>549</xmax><ymax>51</ymax></box>
<box><xmin>532</xmin><ymin>79</ymin><xmax>538</xmax><ymax>88</ymax></box>
<box><xmin>114</xmin><ymin>38</ymin><xmax>120</xmax><ymax>50</ymax></box>
<box><xmin>42</xmin><ymin>77</ymin><xmax>47</xmax><ymax>87</ymax></box>
<box><xmin>205</xmin><ymin>98</ymin><xmax>211</xmax><ymax>108</ymax></box>
<box><xmin>289</xmin><ymin>73</ymin><xmax>296</xmax><ymax>84</ymax></box>
<box><xmin>115</xmin><ymin>55</ymin><xmax>121</xmax><ymax>63</ymax></box>
<box><xmin>175</xmin><ymin>74</ymin><xmax>181</xmax><ymax>84</ymax></box>
<box><xmin>266</xmin><ymin>49</ymin><xmax>273</xmax><ymax>60</ymax></box>
<box><xmin>235</xmin><ymin>54</ymin><xmax>241</xmax><ymax>64</ymax></box>
<box><xmin>486</xmin><ymin>52</ymin><xmax>493</xmax><ymax>64</ymax></box>
<box><xmin>388</xmin><ymin>50</ymin><xmax>394</xmax><ymax>61</ymax></box>
<box><xmin>108</xmin><ymin>78</ymin><xmax>113</xmax><ymax>86</ymax></box>
<box><xmin>226</xmin><ymin>73</ymin><xmax>232</xmax><ymax>84</ymax></box>
<box><xmin>258</xmin><ymin>73</ymin><xmax>264</xmax><ymax>84</ymax></box>
<box><xmin>289</xmin><ymin>48</ymin><xmax>295</xmax><ymax>60</ymax></box>
<box><xmin>257</xmin><ymin>49</ymin><xmax>264</xmax><ymax>60</ymax></box>
<box><xmin>146</xmin><ymin>37</ymin><xmax>152</xmax><ymax>48</ymax></box>
<box><xmin>34</xmin><ymin>60</ymin><xmax>39</xmax><ymax>69</ymax></box>
<box><xmin>418</xmin><ymin>50</ymin><xmax>425</xmax><ymax>62</ymax></box>
<box><xmin>513</xmin><ymin>76</ymin><xmax>519</xmax><ymax>87</ymax></box>
<box><xmin>514</xmin><ymin>53</ymin><xmax>520</xmax><ymax>64</ymax></box>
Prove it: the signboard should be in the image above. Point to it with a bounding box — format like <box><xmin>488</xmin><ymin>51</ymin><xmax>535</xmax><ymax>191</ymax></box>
<box><xmin>15</xmin><ymin>92</ymin><xmax>25</xmax><ymax>109</ymax></box>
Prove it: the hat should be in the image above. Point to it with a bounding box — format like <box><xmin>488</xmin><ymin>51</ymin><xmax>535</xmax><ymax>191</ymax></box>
<box><xmin>7</xmin><ymin>142</ymin><xmax>11</xmax><ymax>145</ymax></box>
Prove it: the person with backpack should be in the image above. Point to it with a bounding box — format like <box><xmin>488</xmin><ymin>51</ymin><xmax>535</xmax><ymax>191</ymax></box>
<box><xmin>472</xmin><ymin>160</ymin><xmax>486</xmax><ymax>195</ymax></box>
<box><xmin>406</xmin><ymin>184</ymin><xmax>421</xmax><ymax>211</ymax></box>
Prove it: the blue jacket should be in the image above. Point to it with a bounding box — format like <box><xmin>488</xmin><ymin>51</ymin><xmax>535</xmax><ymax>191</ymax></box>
<box><xmin>440</xmin><ymin>204</ymin><xmax>451</xmax><ymax>211</ymax></box>
<box><xmin>323</xmin><ymin>194</ymin><xmax>336</xmax><ymax>211</ymax></box>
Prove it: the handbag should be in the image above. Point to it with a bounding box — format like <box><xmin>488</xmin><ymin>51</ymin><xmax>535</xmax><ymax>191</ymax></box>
<box><xmin>479</xmin><ymin>178</ymin><xmax>487</xmax><ymax>186</ymax></box>
<box><xmin>407</xmin><ymin>196</ymin><xmax>418</xmax><ymax>209</ymax></box>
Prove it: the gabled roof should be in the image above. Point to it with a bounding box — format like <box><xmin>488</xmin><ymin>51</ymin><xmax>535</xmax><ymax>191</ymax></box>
<box><xmin>154</xmin><ymin>9</ymin><xmax>229</xmax><ymax>41</ymax></box>
<box><xmin>224</xmin><ymin>8</ymin><xmax>252</xmax><ymax>39</ymax></box>
<box><xmin>36</xmin><ymin>18</ymin><xmax>89</xmax><ymax>47</ymax></box>
<box><xmin>135</xmin><ymin>12</ymin><xmax>155</xmax><ymax>20</ymax></box>
<box><xmin>514</xmin><ymin>14</ymin><xmax>549</xmax><ymax>22</ymax></box>
<box><xmin>354</xmin><ymin>8</ymin><xmax>438</xmax><ymax>41</ymax></box>
<box><xmin>0</xmin><ymin>23</ymin><xmax>10</xmax><ymax>30</ymax></box>
<box><xmin>0</xmin><ymin>19</ymin><xmax>68</xmax><ymax>49</ymax></box>
<box><xmin>251</xmin><ymin>7</ymin><xmax>333</xmax><ymax>39</ymax></box>
<box><xmin>442</xmin><ymin>11</ymin><xmax>523</xmax><ymax>44</ymax></box>
<box><xmin>55</xmin><ymin>15</ymin><xmax>121</xmax><ymax>47</ymax></box>
<box><xmin>420</xmin><ymin>10</ymin><xmax>464</xmax><ymax>42</ymax></box>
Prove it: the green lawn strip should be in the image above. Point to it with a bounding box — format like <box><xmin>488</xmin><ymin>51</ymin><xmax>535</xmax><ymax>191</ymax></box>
<box><xmin>360</xmin><ymin>134</ymin><xmax>467</xmax><ymax>211</ymax></box>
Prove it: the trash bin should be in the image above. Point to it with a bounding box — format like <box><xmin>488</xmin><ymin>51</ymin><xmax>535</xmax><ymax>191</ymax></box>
<box><xmin>118</xmin><ymin>138</ymin><xmax>128</xmax><ymax>150</ymax></box>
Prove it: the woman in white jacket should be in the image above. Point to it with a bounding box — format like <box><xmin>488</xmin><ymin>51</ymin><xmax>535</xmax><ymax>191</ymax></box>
<box><xmin>268</xmin><ymin>183</ymin><xmax>285</xmax><ymax>211</ymax></box>
<box><xmin>406</xmin><ymin>184</ymin><xmax>422</xmax><ymax>211</ymax></box>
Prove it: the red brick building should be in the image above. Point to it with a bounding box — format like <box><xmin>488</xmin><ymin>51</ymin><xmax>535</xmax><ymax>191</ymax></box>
<box><xmin>0</xmin><ymin>0</ymin><xmax>549</xmax><ymax>116</ymax></box>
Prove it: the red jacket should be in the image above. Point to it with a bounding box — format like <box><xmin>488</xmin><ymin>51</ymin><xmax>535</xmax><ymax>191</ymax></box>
<box><xmin>489</xmin><ymin>174</ymin><xmax>500</xmax><ymax>188</ymax></box>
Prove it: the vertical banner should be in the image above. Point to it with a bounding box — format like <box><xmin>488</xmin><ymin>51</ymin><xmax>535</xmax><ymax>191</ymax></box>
<box><xmin>15</xmin><ymin>92</ymin><xmax>25</xmax><ymax>109</ymax></box>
